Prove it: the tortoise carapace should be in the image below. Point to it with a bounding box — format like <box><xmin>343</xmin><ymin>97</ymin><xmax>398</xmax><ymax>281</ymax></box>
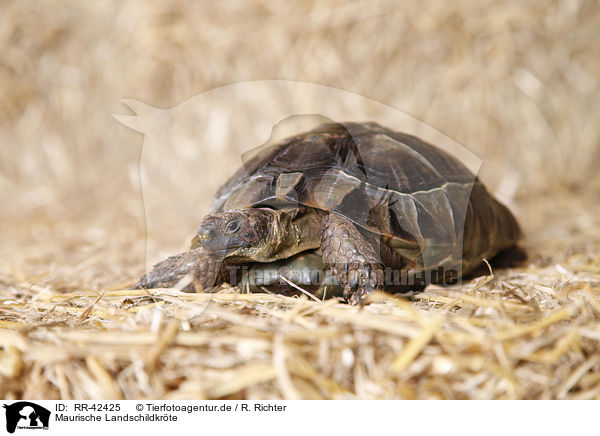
<box><xmin>136</xmin><ymin>122</ymin><xmax>522</xmax><ymax>304</ymax></box>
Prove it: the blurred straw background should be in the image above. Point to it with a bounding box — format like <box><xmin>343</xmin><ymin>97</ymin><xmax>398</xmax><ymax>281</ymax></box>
<box><xmin>1</xmin><ymin>0</ymin><xmax>599</xmax><ymax>399</ymax></box>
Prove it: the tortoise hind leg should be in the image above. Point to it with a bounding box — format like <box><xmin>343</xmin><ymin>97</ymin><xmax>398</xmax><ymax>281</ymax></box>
<box><xmin>135</xmin><ymin>247</ymin><xmax>227</xmax><ymax>292</ymax></box>
<box><xmin>321</xmin><ymin>213</ymin><xmax>384</xmax><ymax>305</ymax></box>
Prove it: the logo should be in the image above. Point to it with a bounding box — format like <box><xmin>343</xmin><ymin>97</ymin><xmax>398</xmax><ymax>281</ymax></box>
<box><xmin>2</xmin><ymin>402</ymin><xmax>50</xmax><ymax>434</ymax></box>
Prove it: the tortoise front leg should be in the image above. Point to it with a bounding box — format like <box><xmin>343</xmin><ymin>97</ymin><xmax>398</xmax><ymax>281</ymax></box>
<box><xmin>135</xmin><ymin>247</ymin><xmax>227</xmax><ymax>292</ymax></box>
<box><xmin>321</xmin><ymin>213</ymin><xmax>384</xmax><ymax>305</ymax></box>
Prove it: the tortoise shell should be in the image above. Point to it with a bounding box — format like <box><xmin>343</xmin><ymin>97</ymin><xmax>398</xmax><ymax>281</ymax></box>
<box><xmin>210</xmin><ymin>122</ymin><xmax>520</xmax><ymax>274</ymax></box>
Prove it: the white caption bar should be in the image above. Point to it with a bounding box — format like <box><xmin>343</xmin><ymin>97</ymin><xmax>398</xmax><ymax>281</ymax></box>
<box><xmin>0</xmin><ymin>400</ymin><xmax>593</xmax><ymax>436</ymax></box>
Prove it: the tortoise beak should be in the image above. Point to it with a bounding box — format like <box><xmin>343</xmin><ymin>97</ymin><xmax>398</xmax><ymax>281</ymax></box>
<box><xmin>196</xmin><ymin>221</ymin><xmax>240</xmax><ymax>258</ymax></box>
<box><xmin>198</xmin><ymin>228</ymin><xmax>212</xmax><ymax>241</ymax></box>
<box><xmin>197</xmin><ymin>220</ymin><xmax>218</xmax><ymax>242</ymax></box>
<box><xmin>191</xmin><ymin>233</ymin><xmax>204</xmax><ymax>248</ymax></box>
<box><xmin>192</xmin><ymin>223</ymin><xmax>216</xmax><ymax>248</ymax></box>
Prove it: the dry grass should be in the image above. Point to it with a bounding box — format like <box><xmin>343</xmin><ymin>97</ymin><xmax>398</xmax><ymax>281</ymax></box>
<box><xmin>2</xmin><ymin>193</ymin><xmax>599</xmax><ymax>400</ymax></box>
<box><xmin>1</xmin><ymin>0</ymin><xmax>599</xmax><ymax>399</ymax></box>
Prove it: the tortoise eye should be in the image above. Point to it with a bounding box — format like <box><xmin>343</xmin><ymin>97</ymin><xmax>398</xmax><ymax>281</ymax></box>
<box><xmin>224</xmin><ymin>219</ymin><xmax>241</xmax><ymax>235</ymax></box>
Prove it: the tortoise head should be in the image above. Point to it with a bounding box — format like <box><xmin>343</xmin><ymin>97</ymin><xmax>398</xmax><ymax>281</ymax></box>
<box><xmin>194</xmin><ymin>208</ymin><xmax>281</xmax><ymax>261</ymax></box>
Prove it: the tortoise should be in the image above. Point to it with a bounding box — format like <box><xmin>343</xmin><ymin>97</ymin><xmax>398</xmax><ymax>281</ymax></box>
<box><xmin>136</xmin><ymin>121</ymin><xmax>522</xmax><ymax>304</ymax></box>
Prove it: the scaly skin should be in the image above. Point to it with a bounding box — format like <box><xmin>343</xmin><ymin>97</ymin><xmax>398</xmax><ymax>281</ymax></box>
<box><xmin>320</xmin><ymin>213</ymin><xmax>384</xmax><ymax>304</ymax></box>
<box><xmin>136</xmin><ymin>208</ymin><xmax>383</xmax><ymax>304</ymax></box>
<box><xmin>135</xmin><ymin>122</ymin><xmax>524</xmax><ymax>303</ymax></box>
<box><xmin>135</xmin><ymin>247</ymin><xmax>227</xmax><ymax>291</ymax></box>
<box><xmin>136</xmin><ymin>207</ymin><xmax>322</xmax><ymax>292</ymax></box>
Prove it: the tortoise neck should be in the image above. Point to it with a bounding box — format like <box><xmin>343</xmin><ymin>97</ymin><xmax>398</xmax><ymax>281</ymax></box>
<box><xmin>265</xmin><ymin>206</ymin><xmax>323</xmax><ymax>261</ymax></box>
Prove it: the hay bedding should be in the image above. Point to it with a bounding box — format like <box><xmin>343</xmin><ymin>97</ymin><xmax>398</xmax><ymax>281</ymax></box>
<box><xmin>1</xmin><ymin>192</ymin><xmax>599</xmax><ymax>400</ymax></box>
<box><xmin>1</xmin><ymin>0</ymin><xmax>599</xmax><ymax>401</ymax></box>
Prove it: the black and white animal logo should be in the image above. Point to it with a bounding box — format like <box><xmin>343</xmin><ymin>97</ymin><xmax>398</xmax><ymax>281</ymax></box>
<box><xmin>2</xmin><ymin>402</ymin><xmax>50</xmax><ymax>433</ymax></box>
